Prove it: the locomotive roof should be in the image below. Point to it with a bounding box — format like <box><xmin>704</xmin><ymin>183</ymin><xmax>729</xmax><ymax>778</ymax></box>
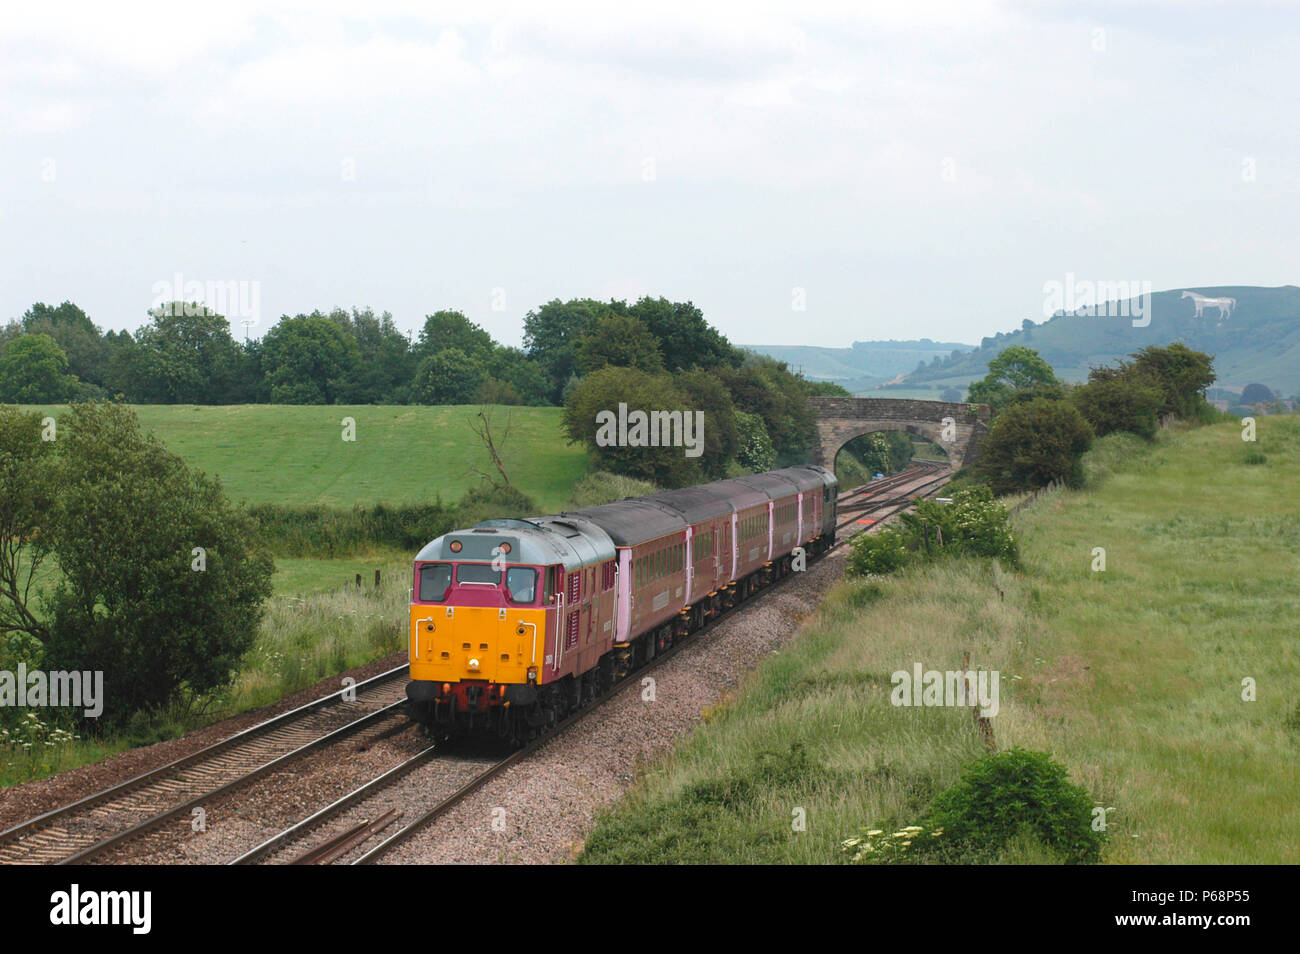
<box><xmin>415</xmin><ymin>517</ymin><xmax>615</xmax><ymax>571</ymax></box>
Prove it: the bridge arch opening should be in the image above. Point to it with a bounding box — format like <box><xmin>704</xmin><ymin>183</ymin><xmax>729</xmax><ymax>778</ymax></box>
<box><xmin>831</xmin><ymin>425</ymin><xmax>950</xmax><ymax>489</ymax></box>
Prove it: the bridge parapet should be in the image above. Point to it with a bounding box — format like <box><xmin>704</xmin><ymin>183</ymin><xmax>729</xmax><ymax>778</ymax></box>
<box><xmin>807</xmin><ymin>396</ymin><xmax>991</xmax><ymax>471</ymax></box>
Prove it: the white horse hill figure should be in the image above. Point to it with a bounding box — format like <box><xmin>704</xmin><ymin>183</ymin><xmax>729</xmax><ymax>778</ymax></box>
<box><xmin>1182</xmin><ymin>290</ymin><xmax>1236</xmax><ymax>319</ymax></box>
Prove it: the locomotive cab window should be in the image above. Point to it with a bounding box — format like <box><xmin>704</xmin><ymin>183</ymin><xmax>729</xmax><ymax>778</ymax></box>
<box><xmin>506</xmin><ymin>567</ymin><xmax>537</xmax><ymax>604</ymax></box>
<box><xmin>456</xmin><ymin>563</ymin><xmax>500</xmax><ymax>585</ymax></box>
<box><xmin>419</xmin><ymin>563</ymin><xmax>453</xmax><ymax>602</ymax></box>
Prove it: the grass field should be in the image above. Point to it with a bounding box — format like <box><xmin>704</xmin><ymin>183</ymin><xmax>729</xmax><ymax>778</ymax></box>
<box><xmin>2</xmin><ymin>403</ymin><xmax>586</xmax><ymax>786</ymax></box>
<box><xmin>580</xmin><ymin>416</ymin><xmax>1300</xmax><ymax>864</ymax></box>
<box><xmin>22</xmin><ymin>404</ymin><xmax>588</xmax><ymax>513</ymax></box>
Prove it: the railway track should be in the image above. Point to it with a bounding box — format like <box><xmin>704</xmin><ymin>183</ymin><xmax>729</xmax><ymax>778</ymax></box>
<box><xmin>4</xmin><ymin>464</ymin><xmax>950</xmax><ymax>866</ymax></box>
<box><xmin>0</xmin><ymin>664</ymin><xmax>411</xmax><ymax>865</ymax></box>
<box><xmin>250</xmin><ymin>467</ymin><xmax>955</xmax><ymax>866</ymax></box>
<box><xmin>835</xmin><ymin>459</ymin><xmax>951</xmax><ymax>536</ymax></box>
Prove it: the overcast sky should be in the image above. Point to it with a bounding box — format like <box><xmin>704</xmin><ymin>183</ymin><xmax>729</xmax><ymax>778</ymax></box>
<box><xmin>2</xmin><ymin>1</ymin><xmax>1297</xmax><ymax>349</ymax></box>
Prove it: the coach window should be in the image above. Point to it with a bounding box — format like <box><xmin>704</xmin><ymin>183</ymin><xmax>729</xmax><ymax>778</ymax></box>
<box><xmin>419</xmin><ymin>563</ymin><xmax>453</xmax><ymax>602</ymax></box>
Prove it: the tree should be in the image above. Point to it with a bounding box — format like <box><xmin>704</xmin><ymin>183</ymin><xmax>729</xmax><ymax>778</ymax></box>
<box><xmin>486</xmin><ymin>347</ymin><xmax>550</xmax><ymax>406</ymax></box>
<box><xmin>967</xmin><ymin>345</ymin><xmax>1061</xmax><ymax>410</ymax></box>
<box><xmin>417</xmin><ymin>311</ymin><xmax>495</xmax><ymax>365</ymax></box>
<box><xmin>0</xmin><ymin>408</ymin><xmax>57</xmax><ymax>645</ymax></box>
<box><xmin>1128</xmin><ymin>343</ymin><xmax>1215</xmax><ymax>418</ymax></box>
<box><xmin>940</xmin><ymin>387</ymin><xmax>963</xmax><ymax>402</ymax></box>
<box><xmin>715</xmin><ymin>355</ymin><xmax>816</xmax><ymax>465</ymax></box>
<box><xmin>805</xmin><ymin>380</ymin><xmax>852</xmax><ymax>397</ymax></box>
<box><xmin>523</xmin><ymin>298</ymin><xmax>624</xmax><ymax>401</ymax></box>
<box><xmin>335</xmin><ymin>307</ymin><xmax>416</xmax><ymax>403</ymax></box>
<box><xmin>412</xmin><ymin>348</ymin><xmax>488</xmax><ymax>405</ymax></box>
<box><xmin>626</xmin><ymin>297</ymin><xmax>737</xmax><ymax>371</ymax></box>
<box><xmin>19</xmin><ymin>302</ymin><xmax>109</xmax><ymax>390</ymax></box>
<box><xmin>1240</xmin><ymin>383</ymin><xmax>1274</xmax><ymax>405</ymax></box>
<box><xmin>5</xmin><ymin>403</ymin><xmax>272</xmax><ymax>726</ymax></box>
<box><xmin>0</xmin><ymin>334</ymin><xmax>79</xmax><ymax>402</ymax></box>
<box><xmin>116</xmin><ymin>304</ymin><xmax>245</xmax><ymax>404</ymax></box>
<box><xmin>574</xmin><ymin>314</ymin><xmax>664</xmax><ymax>375</ymax></box>
<box><xmin>675</xmin><ymin>368</ymin><xmax>739</xmax><ymax>479</ymax></box>
<box><xmin>974</xmin><ymin>397</ymin><xmax>1094</xmax><ymax>494</ymax></box>
<box><xmin>562</xmin><ymin>366</ymin><xmax>704</xmax><ymax>487</ymax></box>
<box><xmin>260</xmin><ymin>314</ymin><xmax>362</xmax><ymax>404</ymax></box>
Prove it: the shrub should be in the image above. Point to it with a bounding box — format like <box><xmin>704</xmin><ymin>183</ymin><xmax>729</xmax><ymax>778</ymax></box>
<box><xmin>975</xmin><ymin>397</ymin><xmax>1094</xmax><ymax>494</ymax></box>
<box><xmin>845</xmin><ymin>486</ymin><xmax>1018</xmax><ymax>576</ymax></box>
<box><xmin>454</xmin><ymin>482</ymin><xmax>538</xmax><ymax>526</ymax></box>
<box><xmin>734</xmin><ymin>410</ymin><xmax>776</xmax><ymax>472</ymax></box>
<box><xmin>923</xmin><ymin>748</ymin><xmax>1104</xmax><ymax>863</ymax></box>
<box><xmin>844</xmin><ymin>748</ymin><xmax>1105</xmax><ymax>864</ymax></box>
<box><xmin>1071</xmin><ymin>373</ymin><xmax>1163</xmax><ymax>439</ymax></box>
<box><xmin>846</xmin><ymin>530</ymin><xmax>911</xmax><ymax>576</ymax></box>
<box><xmin>246</xmin><ymin>501</ymin><xmax>456</xmax><ymax>557</ymax></box>
<box><xmin>566</xmin><ymin>471</ymin><xmax>660</xmax><ymax>508</ymax></box>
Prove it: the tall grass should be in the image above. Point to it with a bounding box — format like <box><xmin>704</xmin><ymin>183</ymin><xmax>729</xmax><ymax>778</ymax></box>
<box><xmin>1</xmin><ymin>558</ymin><xmax>413</xmax><ymax>788</ymax></box>
<box><xmin>581</xmin><ymin>415</ymin><xmax>1300</xmax><ymax>864</ymax></box>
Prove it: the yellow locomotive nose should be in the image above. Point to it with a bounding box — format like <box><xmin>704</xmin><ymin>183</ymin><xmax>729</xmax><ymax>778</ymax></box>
<box><xmin>409</xmin><ymin>603</ymin><xmax>543</xmax><ymax>685</ymax></box>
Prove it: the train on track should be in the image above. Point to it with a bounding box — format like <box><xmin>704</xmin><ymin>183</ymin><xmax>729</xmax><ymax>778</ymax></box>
<box><xmin>405</xmin><ymin>465</ymin><xmax>838</xmax><ymax>743</ymax></box>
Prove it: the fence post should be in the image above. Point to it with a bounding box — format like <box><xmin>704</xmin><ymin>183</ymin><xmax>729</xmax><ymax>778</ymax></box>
<box><xmin>375</xmin><ymin>569</ymin><xmax>381</xmax><ymax>589</ymax></box>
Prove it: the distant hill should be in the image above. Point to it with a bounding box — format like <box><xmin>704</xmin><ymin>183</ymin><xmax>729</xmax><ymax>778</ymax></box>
<box><xmin>743</xmin><ymin>339</ymin><xmax>975</xmax><ymax>392</ymax></box>
<box><xmin>902</xmin><ymin>285</ymin><xmax>1300</xmax><ymax>398</ymax></box>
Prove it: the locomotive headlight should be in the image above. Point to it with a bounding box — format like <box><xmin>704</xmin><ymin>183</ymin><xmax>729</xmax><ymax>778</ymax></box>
<box><xmin>468</xmin><ymin>657</ymin><xmax>481</xmax><ymax>670</ymax></box>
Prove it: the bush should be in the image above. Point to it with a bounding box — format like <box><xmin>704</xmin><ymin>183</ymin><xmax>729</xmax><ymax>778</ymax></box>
<box><xmin>844</xmin><ymin>748</ymin><xmax>1105</xmax><ymax>864</ymax></box>
<box><xmin>566</xmin><ymin>471</ymin><xmax>660</xmax><ymax>508</ymax></box>
<box><xmin>246</xmin><ymin>501</ymin><xmax>455</xmax><ymax>557</ymax></box>
<box><xmin>1071</xmin><ymin>372</ymin><xmax>1163</xmax><ymax>439</ymax></box>
<box><xmin>925</xmin><ymin>748</ymin><xmax>1104</xmax><ymax>863</ymax></box>
<box><xmin>454</xmin><ymin>482</ymin><xmax>538</xmax><ymax>526</ymax></box>
<box><xmin>734</xmin><ymin>410</ymin><xmax>776</xmax><ymax>472</ymax></box>
<box><xmin>975</xmin><ymin>397</ymin><xmax>1093</xmax><ymax>494</ymax></box>
<box><xmin>845</xmin><ymin>487</ymin><xmax>1018</xmax><ymax>576</ymax></box>
<box><xmin>846</xmin><ymin>530</ymin><xmax>911</xmax><ymax>576</ymax></box>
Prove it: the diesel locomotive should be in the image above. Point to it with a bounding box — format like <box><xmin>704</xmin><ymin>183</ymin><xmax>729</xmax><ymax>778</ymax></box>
<box><xmin>404</xmin><ymin>465</ymin><xmax>837</xmax><ymax>742</ymax></box>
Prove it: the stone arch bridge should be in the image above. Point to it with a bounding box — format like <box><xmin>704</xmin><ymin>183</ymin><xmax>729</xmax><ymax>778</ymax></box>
<box><xmin>808</xmin><ymin>397</ymin><xmax>991</xmax><ymax>472</ymax></box>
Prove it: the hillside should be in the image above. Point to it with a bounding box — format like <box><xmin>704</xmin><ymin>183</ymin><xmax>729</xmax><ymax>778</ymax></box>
<box><xmin>743</xmin><ymin>339</ymin><xmax>975</xmax><ymax>392</ymax></box>
<box><xmin>580</xmin><ymin>416</ymin><xmax>1300</xmax><ymax>864</ymax></box>
<box><xmin>904</xmin><ymin>285</ymin><xmax>1300</xmax><ymax>397</ymax></box>
<box><xmin>22</xmin><ymin>404</ymin><xmax>589</xmax><ymax>513</ymax></box>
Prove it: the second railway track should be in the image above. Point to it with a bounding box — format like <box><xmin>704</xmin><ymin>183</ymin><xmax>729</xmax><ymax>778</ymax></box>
<box><xmin>0</xmin><ymin>664</ymin><xmax>411</xmax><ymax>865</ymax></box>
<box><xmin>1</xmin><ymin>461</ymin><xmax>950</xmax><ymax>866</ymax></box>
